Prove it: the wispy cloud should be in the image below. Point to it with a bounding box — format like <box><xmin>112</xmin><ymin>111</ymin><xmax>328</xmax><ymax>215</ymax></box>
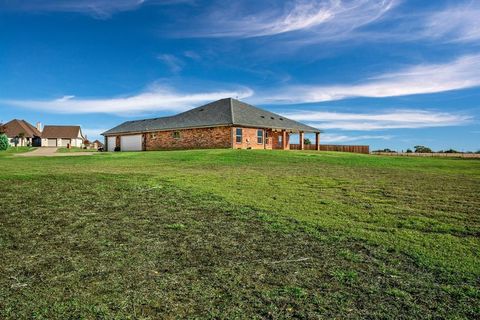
<box><xmin>286</xmin><ymin>109</ymin><xmax>472</xmax><ymax>131</ymax></box>
<box><xmin>0</xmin><ymin>0</ymin><xmax>190</xmax><ymax>19</ymax></box>
<box><xmin>157</xmin><ymin>54</ymin><xmax>184</xmax><ymax>73</ymax></box>
<box><xmin>179</xmin><ymin>0</ymin><xmax>397</xmax><ymax>38</ymax></box>
<box><xmin>321</xmin><ymin>133</ymin><xmax>392</xmax><ymax>143</ymax></box>
<box><xmin>261</xmin><ymin>54</ymin><xmax>480</xmax><ymax>103</ymax></box>
<box><xmin>416</xmin><ymin>2</ymin><xmax>480</xmax><ymax>43</ymax></box>
<box><xmin>348</xmin><ymin>1</ymin><xmax>480</xmax><ymax>44</ymax></box>
<box><xmin>183</xmin><ymin>51</ymin><xmax>201</xmax><ymax>60</ymax></box>
<box><xmin>1</xmin><ymin>85</ymin><xmax>254</xmax><ymax>115</ymax></box>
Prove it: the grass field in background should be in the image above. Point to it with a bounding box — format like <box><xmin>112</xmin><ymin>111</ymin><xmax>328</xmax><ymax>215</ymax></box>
<box><xmin>1</xmin><ymin>149</ymin><xmax>479</xmax><ymax>318</ymax></box>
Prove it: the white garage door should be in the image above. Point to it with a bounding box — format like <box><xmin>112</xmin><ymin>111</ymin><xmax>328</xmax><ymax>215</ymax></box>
<box><xmin>107</xmin><ymin>136</ymin><xmax>116</xmax><ymax>152</ymax></box>
<box><xmin>120</xmin><ymin>135</ymin><xmax>142</xmax><ymax>152</ymax></box>
<box><xmin>61</xmin><ymin>139</ymin><xmax>71</xmax><ymax>147</ymax></box>
<box><xmin>47</xmin><ymin>139</ymin><xmax>57</xmax><ymax>147</ymax></box>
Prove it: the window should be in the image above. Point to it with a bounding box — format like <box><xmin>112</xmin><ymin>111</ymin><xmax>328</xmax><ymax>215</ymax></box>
<box><xmin>257</xmin><ymin>129</ymin><xmax>263</xmax><ymax>144</ymax></box>
<box><xmin>173</xmin><ymin>131</ymin><xmax>181</xmax><ymax>139</ymax></box>
<box><xmin>235</xmin><ymin>128</ymin><xmax>242</xmax><ymax>143</ymax></box>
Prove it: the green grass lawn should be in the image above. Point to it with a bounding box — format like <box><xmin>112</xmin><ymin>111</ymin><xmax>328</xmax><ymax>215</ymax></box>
<box><xmin>1</xmin><ymin>149</ymin><xmax>479</xmax><ymax>318</ymax></box>
<box><xmin>0</xmin><ymin>146</ymin><xmax>36</xmax><ymax>157</ymax></box>
<box><xmin>57</xmin><ymin>147</ymin><xmax>98</xmax><ymax>153</ymax></box>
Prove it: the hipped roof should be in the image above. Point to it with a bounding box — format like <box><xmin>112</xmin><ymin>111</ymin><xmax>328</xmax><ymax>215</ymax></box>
<box><xmin>3</xmin><ymin>119</ymin><xmax>41</xmax><ymax>138</ymax></box>
<box><xmin>103</xmin><ymin>98</ymin><xmax>320</xmax><ymax>136</ymax></box>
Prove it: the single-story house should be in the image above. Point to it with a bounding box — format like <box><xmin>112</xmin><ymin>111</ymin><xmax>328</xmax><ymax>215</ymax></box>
<box><xmin>102</xmin><ymin>98</ymin><xmax>321</xmax><ymax>152</ymax></box>
<box><xmin>3</xmin><ymin>119</ymin><xmax>42</xmax><ymax>147</ymax></box>
<box><xmin>41</xmin><ymin>125</ymin><xmax>85</xmax><ymax>148</ymax></box>
<box><xmin>91</xmin><ymin>140</ymin><xmax>104</xmax><ymax>149</ymax></box>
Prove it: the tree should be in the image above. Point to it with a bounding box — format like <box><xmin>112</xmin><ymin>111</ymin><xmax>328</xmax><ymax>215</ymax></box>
<box><xmin>406</xmin><ymin>149</ymin><xmax>413</xmax><ymax>153</ymax></box>
<box><xmin>443</xmin><ymin>149</ymin><xmax>458</xmax><ymax>153</ymax></box>
<box><xmin>304</xmin><ymin>138</ymin><xmax>312</xmax><ymax>145</ymax></box>
<box><xmin>373</xmin><ymin>148</ymin><xmax>396</xmax><ymax>153</ymax></box>
<box><xmin>83</xmin><ymin>139</ymin><xmax>90</xmax><ymax>149</ymax></box>
<box><xmin>414</xmin><ymin>145</ymin><xmax>432</xmax><ymax>153</ymax></box>
<box><xmin>0</xmin><ymin>134</ymin><xmax>8</xmax><ymax>151</ymax></box>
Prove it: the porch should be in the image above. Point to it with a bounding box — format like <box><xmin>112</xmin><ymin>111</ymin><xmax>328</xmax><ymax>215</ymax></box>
<box><xmin>269</xmin><ymin>129</ymin><xmax>321</xmax><ymax>151</ymax></box>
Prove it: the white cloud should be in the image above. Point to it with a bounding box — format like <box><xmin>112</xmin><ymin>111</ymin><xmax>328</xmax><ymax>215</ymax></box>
<box><xmin>347</xmin><ymin>1</ymin><xmax>480</xmax><ymax>44</ymax></box>
<box><xmin>0</xmin><ymin>0</ymin><xmax>190</xmax><ymax>18</ymax></box>
<box><xmin>320</xmin><ymin>133</ymin><xmax>392</xmax><ymax>143</ymax></box>
<box><xmin>182</xmin><ymin>0</ymin><xmax>397</xmax><ymax>38</ymax></box>
<box><xmin>183</xmin><ymin>51</ymin><xmax>201</xmax><ymax>60</ymax></box>
<box><xmin>261</xmin><ymin>54</ymin><xmax>480</xmax><ymax>103</ymax></box>
<box><xmin>2</xmin><ymin>86</ymin><xmax>254</xmax><ymax>115</ymax></box>
<box><xmin>419</xmin><ymin>2</ymin><xmax>480</xmax><ymax>43</ymax></box>
<box><xmin>157</xmin><ymin>54</ymin><xmax>184</xmax><ymax>73</ymax></box>
<box><xmin>286</xmin><ymin>109</ymin><xmax>472</xmax><ymax>131</ymax></box>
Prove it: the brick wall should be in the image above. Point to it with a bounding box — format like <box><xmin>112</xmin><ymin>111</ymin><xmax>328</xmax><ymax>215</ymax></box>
<box><xmin>233</xmin><ymin>127</ymin><xmax>270</xmax><ymax>149</ymax></box>
<box><xmin>145</xmin><ymin>126</ymin><xmax>232</xmax><ymax>151</ymax></box>
<box><xmin>232</xmin><ymin>128</ymin><xmax>291</xmax><ymax>150</ymax></box>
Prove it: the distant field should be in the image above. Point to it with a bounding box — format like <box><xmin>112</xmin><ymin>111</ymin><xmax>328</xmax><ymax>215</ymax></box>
<box><xmin>0</xmin><ymin>149</ymin><xmax>479</xmax><ymax>318</ymax></box>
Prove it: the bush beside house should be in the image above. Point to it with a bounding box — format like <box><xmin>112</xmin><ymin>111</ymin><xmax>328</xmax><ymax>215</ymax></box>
<box><xmin>0</xmin><ymin>134</ymin><xmax>9</xmax><ymax>151</ymax></box>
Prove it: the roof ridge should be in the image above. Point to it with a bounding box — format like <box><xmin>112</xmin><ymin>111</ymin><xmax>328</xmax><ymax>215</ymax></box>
<box><xmin>229</xmin><ymin>97</ymin><xmax>235</xmax><ymax>124</ymax></box>
<box><xmin>44</xmin><ymin>124</ymin><xmax>80</xmax><ymax>127</ymax></box>
<box><xmin>19</xmin><ymin>120</ymin><xmax>35</xmax><ymax>136</ymax></box>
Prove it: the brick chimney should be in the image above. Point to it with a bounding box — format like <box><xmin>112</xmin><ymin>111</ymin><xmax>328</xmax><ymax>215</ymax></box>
<box><xmin>36</xmin><ymin>122</ymin><xmax>42</xmax><ymax>132</ymax></box>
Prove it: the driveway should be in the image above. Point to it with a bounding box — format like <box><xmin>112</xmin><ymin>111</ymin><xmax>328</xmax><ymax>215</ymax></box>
<box><xmin>15</xmin><ymin>147</ymin><xmax>96</xmax><ymax>157</ymax></box>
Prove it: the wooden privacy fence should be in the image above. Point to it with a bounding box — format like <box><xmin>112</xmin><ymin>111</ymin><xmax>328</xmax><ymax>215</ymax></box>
<box><xmin>289</xmin><ymin>144</ymin><xmax>370</xmax><ymax>154</ymax></box>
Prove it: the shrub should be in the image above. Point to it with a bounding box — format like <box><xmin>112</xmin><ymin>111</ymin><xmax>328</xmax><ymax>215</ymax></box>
<box><xmin>0</xmin><ymin>134</ymin><xmax>9</xmax><ymax>151</ymax></box>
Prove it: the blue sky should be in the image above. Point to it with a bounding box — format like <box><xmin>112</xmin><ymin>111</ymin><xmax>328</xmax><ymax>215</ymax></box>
<box><xmin>1</xmin><ymin>0</ymin><xmax>479</xmax><ymax>151</ymax></box>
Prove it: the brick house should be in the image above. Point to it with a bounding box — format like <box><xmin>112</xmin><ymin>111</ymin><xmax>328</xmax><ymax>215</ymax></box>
<box><xmin>102</xmin><ymin>98</ymin><xmax>321</xmax><ymax>152</ymax></box>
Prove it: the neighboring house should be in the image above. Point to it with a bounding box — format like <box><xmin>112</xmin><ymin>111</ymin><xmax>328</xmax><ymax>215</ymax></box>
<box><xmin>41</xmin><ymin>125</ymin><xmax>85</xmax><ymax>147</ymax></box>
<box><xmin>3</xmin><ymin>119</ymin><xmax>42</xmax><ymax>147</ymax></box>
<box><xmin>92</xmin><ymin>140</ymin><xmax>104</xmax><ymax>149</ymax></box>
<box><xmin>102</xmin><ymin>98</ymin><xmax>321</xmax><ymax>152</ymax></box>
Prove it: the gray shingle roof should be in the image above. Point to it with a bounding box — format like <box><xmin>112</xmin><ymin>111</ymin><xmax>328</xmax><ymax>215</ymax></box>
<box><xmin>102</xmin><ymin>98</ymin><xmax>320</xmax><ymax>136</ymax></box>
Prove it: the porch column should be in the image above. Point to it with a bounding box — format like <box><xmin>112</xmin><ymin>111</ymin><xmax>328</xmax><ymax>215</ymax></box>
<box><xmin>282</xmin><ymin>130</ymin><xmax>287</xmax><ymax>150</ymax></box>
<box><xmin>299</xmin><ymin>131</ymin><xmax>305</xmax><ymax>150</ymax></box>
<box><xmin>315</xmin><ymin>132</ymin><xmax>320</xmax><ymax>151</ymax></box>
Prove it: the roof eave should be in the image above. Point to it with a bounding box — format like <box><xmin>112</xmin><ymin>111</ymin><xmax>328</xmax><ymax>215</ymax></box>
<box><xmin>102</xmin><ymin>123</ymin><xmax>234</xmax><ymax>136</ymax></box>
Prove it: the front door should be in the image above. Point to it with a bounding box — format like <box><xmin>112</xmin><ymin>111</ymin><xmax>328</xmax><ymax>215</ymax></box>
<box><xmin>277</xmin><ymin>135</ymin><xmax>283</xmax><ymax>149</ymax></box>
